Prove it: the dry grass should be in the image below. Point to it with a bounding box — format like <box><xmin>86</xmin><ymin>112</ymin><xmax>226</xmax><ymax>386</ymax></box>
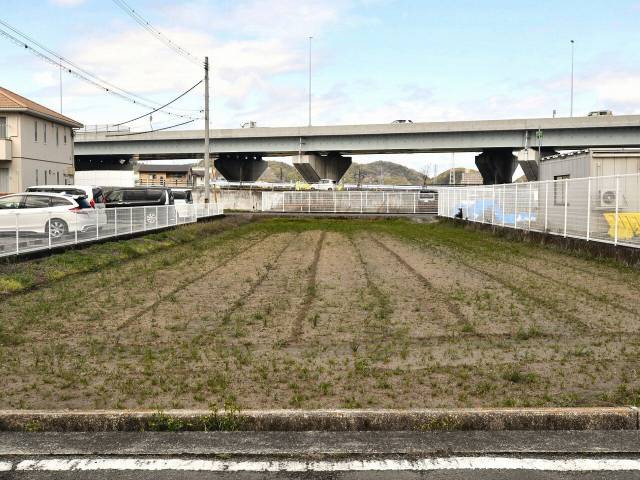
<box><xmin>1</xmin><ymin>216</ymin><xmax>640</xmax><ymax>410</ymax></box>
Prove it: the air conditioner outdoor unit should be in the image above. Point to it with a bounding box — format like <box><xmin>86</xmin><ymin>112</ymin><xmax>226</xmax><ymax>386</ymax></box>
<box><xmin>600</xmin><ymin>190</ymin><xmax>616</xmax><ymax>207</ymax></box>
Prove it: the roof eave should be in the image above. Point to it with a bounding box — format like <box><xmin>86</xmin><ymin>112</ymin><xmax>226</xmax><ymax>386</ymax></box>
<box><xmin>0</xmin><ymin>107</ymin><xmax>83</xmax><ymax>129</ymax></box>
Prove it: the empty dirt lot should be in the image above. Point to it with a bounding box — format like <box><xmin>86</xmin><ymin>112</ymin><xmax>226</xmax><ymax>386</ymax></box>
<box><xmin>1</xmin><ymin>215</ymin><xmax>640</xmax><ymax>410</ymax></box>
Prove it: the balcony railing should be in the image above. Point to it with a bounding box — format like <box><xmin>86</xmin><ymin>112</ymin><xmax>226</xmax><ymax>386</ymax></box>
<box><xmin>136</xmin><ymin>178</ymin><xmax>197</xmax><ymax>188</ymax></box>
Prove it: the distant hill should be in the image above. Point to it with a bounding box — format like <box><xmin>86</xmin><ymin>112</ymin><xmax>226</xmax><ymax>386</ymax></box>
<box><xmin>433</xmin><ymin>168</ymin><xmax>482</xmax><ymax>185</ymax></box>
<box><xmin>258</xmin><ymin>160</ymin><xmax>428</xmax><ymax>186</ymax></box>
<box><xmin>258</xmin><ymin>161</ymin><xmax>302</xmax><ymax>183</ymax></box>
<box><xmin>342</xmin><ymin>161</ymin><xmax>426</xmax><ymax>186</ymax></box>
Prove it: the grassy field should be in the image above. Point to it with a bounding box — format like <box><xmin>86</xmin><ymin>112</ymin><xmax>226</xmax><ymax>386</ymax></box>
<box><xmin>1</xmin><ymin>215</ymin><xmax>640</xmax><ymax>410</ymax></box>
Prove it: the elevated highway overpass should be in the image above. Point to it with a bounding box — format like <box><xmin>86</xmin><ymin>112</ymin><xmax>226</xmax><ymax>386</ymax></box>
<box><xmin>74</xmin><ymin>115</ymin><xmax>640</xmax><ymax>184</ymax></box>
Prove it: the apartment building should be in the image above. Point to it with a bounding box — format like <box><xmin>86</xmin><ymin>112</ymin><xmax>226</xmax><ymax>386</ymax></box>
<box><xmin>0</xmin><ymin>86</ymin><xmax>83</xmax><ymax>194</ymax></box>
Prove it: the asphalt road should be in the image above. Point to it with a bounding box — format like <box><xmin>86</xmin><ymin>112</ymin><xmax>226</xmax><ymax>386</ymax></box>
<box><xmin>2</xmin><ymin>431</ymin><xmax>640</xmax><ymax>479</ymax></box>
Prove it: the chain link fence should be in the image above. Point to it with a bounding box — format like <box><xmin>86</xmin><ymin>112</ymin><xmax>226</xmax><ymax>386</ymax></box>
<box><xmin>438</xmin><ymin>173</ymin><xmax>640</xmax><ymax>248</ymax></box>
<box><xmin>0</xmin><ymin>203</ymin><xmax>223</xmax><ymax>258</ymax></box>
<box><xmin>261</xmin><ymin>190</ymin><xmax>438</xmax><ymax>214</ymax></box>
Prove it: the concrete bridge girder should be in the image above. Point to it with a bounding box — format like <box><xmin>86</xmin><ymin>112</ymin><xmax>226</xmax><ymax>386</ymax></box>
<box><xmin>293</xmin><ymin>153</ymin><xmax>352</xmax><ymax>183</ymax></box>
<box><xmin>214</xmin><ymin>154</ymin><xmax>267</xmax><ymax>182</ymax></box>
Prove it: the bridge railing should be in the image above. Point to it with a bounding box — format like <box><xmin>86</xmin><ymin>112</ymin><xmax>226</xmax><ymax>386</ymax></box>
<box><xmin>261</xmin><ymin>191</ymin><xmax>437</xmax><ymax>214</ymax></box>
<box><xmin>437</xmin><ymin>172</ymin><xmax>640</xmax><ymax>248</ymax></box>
<box><xmin>0</xmin><ymin>203</ymin><xmax>223</xmax><ymax>258</ymax></box>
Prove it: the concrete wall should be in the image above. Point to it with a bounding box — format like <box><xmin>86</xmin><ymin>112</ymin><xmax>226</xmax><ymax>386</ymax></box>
<box><xmin>218</xmin><ymin>189</ymin><xmax>262</xmax><ymax>211</ymax></box>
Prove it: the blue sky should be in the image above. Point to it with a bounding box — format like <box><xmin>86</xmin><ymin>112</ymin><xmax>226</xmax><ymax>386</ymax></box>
<box><xmin>2</xmin><ymin>0</ymin><xmax>640</xmax><ymax>173</ymax></box>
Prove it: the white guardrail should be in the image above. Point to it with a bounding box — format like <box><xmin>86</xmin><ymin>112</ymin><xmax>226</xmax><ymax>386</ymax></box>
<box><xmin>261</xmin><ymin>191</ymin><xmax>438</xmax><ymax>214</ymax></box>
<box><xmin>437</xmin><ymin>172</ymin><xmax>640</xmax><ymax>248</ymax></box>
<box><xmin>0</xmin><ymin>203</ymin><xmax>223</xmax><ymax>258</ymax></box>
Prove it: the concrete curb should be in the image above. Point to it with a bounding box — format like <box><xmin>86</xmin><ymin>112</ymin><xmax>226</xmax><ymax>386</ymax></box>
<box><xmin>0</xmin><ymin>408</ymin><xmax>637</xmax><ymax>432</ymax></box>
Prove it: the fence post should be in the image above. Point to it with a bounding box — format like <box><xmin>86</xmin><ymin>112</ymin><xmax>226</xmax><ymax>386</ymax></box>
<box><xmin>334</xmin><ymin>190</ymin><xmax>337</xmax><ymax>213</ymax></box>
<box><xmin>156</xmin><ymin>206</ymin><xmax>159</xmax><ymax>229</ymax></box>
<box><xmin>514</xmin><ymin>183</ymin><xmax>518</xmax><ymax>229</ymax></box>
<box><xmin>386</xmin><ymin>192</ymin><xmax>389</xmax><ymax>213</ymax></box>
<box><xmin>563</xmin><ymin>180</ymin><xmax>568</xmax><ymax>238</ymax></box>
<box><xmin>48</xmin><ymin>211</ymin><xmax>52</xmax><ymax>249</ymax></box>
<box><xmin>130</xmin><ymin>207</ymin><xmax>133</xmax><ymax>234</ymax></box>
<box><xmin>75</xmin><ymin>211</ymin><xmax>79</xmax><ymax>244</ymax></box>
<box><xmin>492</xmin><ymin>185</ymin><xmax>495</xmax><ymax>224</ymax></box>
<box><xmin>614</xmin><ymin>176</ymin><xmax>620</xmax><ymax>245</ymax></box>
<box><xmin>502</xmin><ymin>184</ymin><xmax>506</xmax><ymax>227</ymax></box>
<box><xmin>413</xmin><ymin>193</ymin><xmax>416</xmax><ymax>214</ymax></box>
<box><xmin>586</xmin><ymin>177</ymin><xmax>591</xmax><ymax>241</ymax></box>
<box><xmin>115</xmin><ymin>208</ymin><xmax>118</xmax><ymax>237</ymax></box>
<box><xmin>360</xmin><ymin>191</ymin><xmax>363</xmax><ymax>214</ymax></box>
<box><xmin>95</xmin><ymin>208</ymin><xmax>99</xmax><ymax>239</ymax></box>
<box><xmin>282</xmin><ymin>192</ymin><xmax>285</xmax><ymax>212</ymax></box>
<box><xmin>308</xmin><ymin>191</ymin><xmax>311</xmax><ymax>213</ymax></box>
<box><xmin>528</xmin><ymin>183</ymin><xmax>532</xmax><ymax>231</ymax></box>
<box><xmin>545</xmin><ymin>182</ymin><xmax>549</xmax><ymax>232</ymax></box>
<box><xmin>15</xmin><ymin>212</ymin><xmax>19</xmax><ymax>255</ymax></box>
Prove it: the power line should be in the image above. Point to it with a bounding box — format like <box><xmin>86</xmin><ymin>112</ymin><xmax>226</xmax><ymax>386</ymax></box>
<box><xmin>105</xmin><ymin>118</ymin><xmax>200</xmax><ymax>136</ymax></box>
<box><xmin>112</xmin><ymin>80</ymin><xmax>203</xmax><ymax>126</ymax></box>
<box><xmin>0</xmin><ymin>20</ymin><xmax>201</xmax><ymax>119</ymax></box>
<box><xmin>111</xmin><ymin>0</ymin><xmax>203</xmax><ymax>67</ymax></box>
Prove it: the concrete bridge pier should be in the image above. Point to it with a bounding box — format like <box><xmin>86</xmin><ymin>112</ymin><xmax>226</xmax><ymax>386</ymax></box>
<box><xmin>293</xmin><ymin>153</ymin><xmax>352</xmax><ymax>183</ymax></box>
<box><xmin>475</xmin><ymin>148</ymin><xmax>518</xmax><ymax>184</ymax></box>
<box><xmin>516</xmin><ymin>148</ymin><xmax>559</xmax><ymax>181</ymax></box>
<box><xmin>214</xmin><ymin>153</ymin><xmax>268</xmax><ymax>181</ymax></box>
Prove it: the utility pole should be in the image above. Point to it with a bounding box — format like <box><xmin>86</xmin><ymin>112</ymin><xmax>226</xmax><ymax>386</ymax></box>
<box><xmin>450</xmin><ymin>153</ymin><xmax>455</xmax><ymax>185</ymax></box>
<box><xmin>204</xmin><ymin>56</ymin><xmax>211</xmax><ymax>203</ymax></box>
<box><xmin>59</xmin><ymin>62</ymin><xmax>63</xmax><ymax>113</ymax></box>
<box><xmin>308</xmin><ymin>36</ymin><xmax>313</xmax><ymax>127</ymax></box>
<box><xmin>570</xmin><ymin>40</ymin><xmax>575</xmax><ymax>117</ymax></box>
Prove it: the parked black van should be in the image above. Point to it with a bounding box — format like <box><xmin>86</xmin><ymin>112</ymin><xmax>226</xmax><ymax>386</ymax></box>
<box><xmin>102</xmin><ymin>187</ymin><xmax>174</xmax><ymax>208</ymax></box>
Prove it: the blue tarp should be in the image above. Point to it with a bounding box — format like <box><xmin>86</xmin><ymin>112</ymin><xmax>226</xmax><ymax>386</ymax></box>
<box><xmin>450</xmin><ymin>199</ymin><xmax>536</xmax><ymax>224</ymax></box>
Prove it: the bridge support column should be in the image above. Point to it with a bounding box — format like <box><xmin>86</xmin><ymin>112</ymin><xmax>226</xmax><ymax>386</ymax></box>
<box><xmin>293</xmin><ymin>153</ymin><xmax>352</xmax><ymax>183</ymax></box>
<box><xmin>214</xmin><ymin>153</ymin><xmax>268</xmax><ymax>181</ymax></box>
<box><xmin>475</xmin><ymin>149</ymin><xmax>517</xmax><ymax>184</ymax></box>
<box><xmin>516</xmin><ymin>148</ymin><xmax>559</xmax><ymax>181</ymax></box>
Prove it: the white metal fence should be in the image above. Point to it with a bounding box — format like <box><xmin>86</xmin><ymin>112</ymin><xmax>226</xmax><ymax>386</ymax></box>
<box><xmin>261</xmin><ymin>191</ymin><xmax>438</xmax><ymax>214</ymax></box>
<box><xmin>438</xmin><ymin>173</ymin><xmax>640</xmax><ymax>248</ymax></box>
<box><xmin>0</xmin><ymin>203</ymin><xmax>223</xmax><ymax>257</ymax></box>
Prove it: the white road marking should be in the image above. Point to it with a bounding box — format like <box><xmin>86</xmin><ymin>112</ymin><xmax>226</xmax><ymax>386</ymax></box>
<box><xmin>13</xmin><ymin>457</ymin><xmax>640</xmax><ymax>472</ymax></box>
<box><xmin>0</xmin><ymin>461</ymin><xmax>12</xmax><ymax>471</ymax></box>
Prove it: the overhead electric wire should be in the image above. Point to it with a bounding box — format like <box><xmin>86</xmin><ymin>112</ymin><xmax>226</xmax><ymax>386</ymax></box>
<box><xmin>110</xmin><ymin>0</ymin><xmax>203</xmax><ymax>67</ymax></box>
<box><xmin>105</xmin><ymin>118</ymin><xmax>200</xmax><ymax>136</ymax></box>
<box><xmin>112</xmin><ymin>80</ymin><xmax>203</xmax><ymax>126</ymax></box>
<box><xmin>0</xmin><ymin>20</ymin><xmax>201</xmax><ymax>119</ymax></box>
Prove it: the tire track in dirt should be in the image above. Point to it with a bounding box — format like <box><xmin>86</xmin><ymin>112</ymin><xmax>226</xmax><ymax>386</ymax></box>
<box><xmin>116</xmin><ymin>233</ymin><xmax>275</xmax><ymax>330</ymax></box>
<box><xmin>396</xmin><ymin>235</ymin><xmax>590</xmax><ymax>331</ymax></box>
<box><xmin>520</xmin><ymin>248</ymin><xmax>640</xmax><ymax>294</ymax></box>
<box><xmin>289</xmin><ymin>231</ymin><xmax>326</xmax><ymax>341</ymax></box>
<box><xmin>419</xmin><ymin>234</ymin><xmax>640</xmax><ymax>319</ymax></box>
<box><xmin>369</xmin><ymin>236</ymin><xmax>467</xmax><ymax>323</ymax></box>
<box><xmin>218</xmin><ymin>232</ymin><xmax>301</xmax><ymax>325</ymax></box>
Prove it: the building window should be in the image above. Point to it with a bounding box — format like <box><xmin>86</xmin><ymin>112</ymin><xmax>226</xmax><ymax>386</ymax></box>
<box><xmin>34</xmin><ymin>121</ymin><xmax>38</xmax><ymax>142</ymax></box>
<box><xmin>554</xmin><ymin>174</ymin><xmax>570</xmax><ymax>205</ymax></box>
<box><xmin>0</xmin><ymin>117</ymin><xmax>6</xmax><ymax>139</ymax></box>
<box><xmin>56</xmin><ymin>172</ymin><xmax>60</xmax><ymax>183</ymax></box>
<box><xmin>63</xmin><ymin>128</ymin><xmax>67</xmax><ymax>144</ymax></box>
<box><xmin>56</xmin><ymin>126</ymin><xmax>59</xmax><ymax>146</ymax></box>
<box><xmin>43</xmin><ymin>123</ymin><xmax>47</xmax><ymax>144</ymax></box>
